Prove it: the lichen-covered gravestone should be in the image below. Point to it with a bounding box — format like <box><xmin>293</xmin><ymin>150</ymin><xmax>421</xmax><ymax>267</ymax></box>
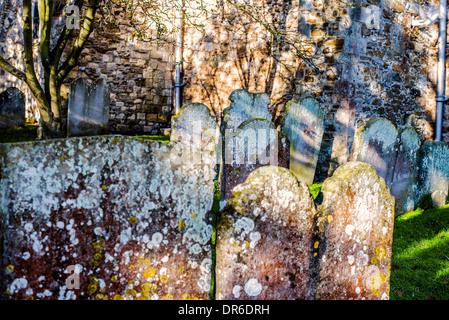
<box><xmin>351</xmin><ymin>117</ymin><xmax>399</xmax><ymax>187</ymax></box>
<box><xmin>313</xmin><ymin>162</ymin><xmax>395</xmax><ymax>300</ymax></box>
<box><xmin>219</xmin><ymin>89</ymin><xmax>274</xmax><ymax>206</ymax></box>
<box><xmin>416</xmin><ymin>141</ymin><xmax>449</xmax><ymax>208</ymax></box>
<box><xmin>221</xmin><ymin>89</ymin><xmax>272</xmax><ymax>133</ymax></box>
<box><xmin>216</xmin><ymin>166</ymin><xmax>316</xmax><ymax>300</ymax></box>
<box><xmin>171</xmin><ymin>103</ymin><xmax>218</xmax><ymax>165</ymax></box>
<box><xmin>281</xmin><ymin>97</ymin><xmax>326</xmax><ymax>185</ymax></box>
<box><xmin>0</xmin><ymin>136</ymin><xmax>215</xmax><ymax>300</ymax></box>
<box><xmin>0</xmin><ymin>87</ymin><xmax>25</xmax><ymax>129</ymax></box>
<box><xmin>67</xmin><ymin>78</ymin><xmax>110</xmax><ymax>137</ymax></box>
<box><xmin>222</xmin><ymin>118</ymin><xmax>289</xmax><ymax>200</ymax></box>
<box><xmin>390</xmin><ymin>126</ymin><xmax>421</xmax><ymax>216</ymax></box>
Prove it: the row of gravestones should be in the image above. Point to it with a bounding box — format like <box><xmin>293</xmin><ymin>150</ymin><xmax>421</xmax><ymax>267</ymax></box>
<box><xmin>352</xmin><ymin>117</ymin><xmax>449</xmax><ymax>215</ymax></box>
<box><xmin>171</xmin><ymin>89</ymin><xmax>449</xmax><ymax>216</ymax></box>
<box><xmin>0</xmin><ymin>78</ymin><xmax>110</xmax><ymax>137</ymax></box>
<box><xmin>171</xmin><ymin>89</ymin><xmax>326</xmax><ymax>208</ymax></box>
<box><xmin>0</xmin><ymin>134</ymin><xmax>394</xmax><ymax>300</ymax></box>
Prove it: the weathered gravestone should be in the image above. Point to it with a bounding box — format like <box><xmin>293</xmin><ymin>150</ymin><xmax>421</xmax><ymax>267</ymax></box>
<box><xmin>222</xmin><ymin>118</ymin><xmax>290</xmax><ymax>200</ymax></box>
<box><xmin>390</xmin><ymin>126</ymin><xmax>421</xmax><ymax>216</ymax></box>
<box><xmin>219</xmin><ymin>89</ymin><xmax>275</xmax><ymax>207</ymax></box>
<box><xmin>281</xmin><ymin>97</ymin><xmax>326</xmax><ymax>185</ymax></box>
<box><xmin>0</xmin><ymin>135</ymin><xmax>215</xmax><ymax>300</ymax></box>
<box><xmin>67</xmin><ymin>78</ymin><xmax>110</xmax><ymax>137</ymax></box>
<box><xmin>0</xmin><ymin>87</ymin><xmax>25</xmax><ymax>129</ymax></box>
<box><xmin>171</xmin><ymin>102</ymin><xmax>218</xmax><ymax>165</ymax></box>
<box><xmin>351</xmin><ymin>117</ymin><xmax>399</xmax><ymax>187</ymax></box>
<box><xmin>416</xmin><ymin>141</ymin><xmax>449</xmax><ymax>208</ymax></box>
<box><xmin>221</xmin><ymin>89</ymin><xmax>272</xmax><ymax>133</ymax></box>
<box><xmin>313</xmin><ymin>162</ymin><xmax>395</xmax><ymax>300</ymax></box>
<box><xmin>216</xmin><ymin>166</ymin><xmax>316</xmax><ymax>300</ymax></box>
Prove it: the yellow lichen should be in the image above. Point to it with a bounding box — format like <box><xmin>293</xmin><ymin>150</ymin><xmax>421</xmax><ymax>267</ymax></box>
<box><xmin>5</xmin><ymin>264</ymin><xmax>14</xmax><ymax>274</ymax></box>
<box><xmin>25</xmin><ymin>295</ymin><xmax>34</xmax><ymax>300</ymax></box>
<box><xmin>89</xmin><ymin>259</ymin><xmax>99</xmax><ymax>268</ymax></box>
<box><xmin>88</xmin><ymin>284</ymin><xmax>97</xmax><ymax>295</ymax></box>
<box><xmin>314</xmin><ymin>241</ymin><xmax>319</xmax><ymax>249</ymax></box>
<box><xmin>327</xmin><ymin>215</ymin><xmax>333</xmax><ymax>223</ymax></box>
<box><xmin>160</xmin><ymin>274</ymin><xmax>169</xmax><ymax>284</ymax></box>
<box><xmin>113</xmin><ymin>294</ymin><xmax>124</xmax><ymax>300</ymax></box>
<box><xmin>111</xmin><ymin>276</ymin><xmax>117</xmax><ymax>283</ymax></box>
<box><xmin>93</xmin><ymin>239</ymin><xmax>105</xmax><ymax>252</ymax></box>
<box><xmin>161</xmin><ymin>293</ymin><xmax>173</xmax><ymax>300</ymax></box>
<box><xmin>371</xmin><ymin>273</ymin><xmax>387</xmax><ymax>297</ymax></box>
<box><xmin>101</xmin><ymin>184</ymin><xmax>107</xmax><ymax>190</ymax></box>
<box><xmin>144</xmin><ymin>268</ymin><xmax>156</xmax><ymax>278</ymax></box>
<box><xmin>93</xmin><ymin>253</ymin><xmax>102</xmax><ymax>261</ymax></box>
<box><xmin>129</xmin><ymin>216</ymin><xmax>137</xmax><ymax>225</ymax></box>
<box><xmin>178</xmin><ymin>220</ymin><xmax>187</xmax><ymax>230</ymax></box>
<box><xmin>182</xmin><ymin>293</ymin><xmax>190</xmax><ymax>300</ymax></box>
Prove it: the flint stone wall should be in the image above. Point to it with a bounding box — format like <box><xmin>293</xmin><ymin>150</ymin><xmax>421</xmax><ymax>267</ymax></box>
<box><xmin>0</xmin><ymin>135</ymin><xmax>215</xmax><ymax>300</ymax></box>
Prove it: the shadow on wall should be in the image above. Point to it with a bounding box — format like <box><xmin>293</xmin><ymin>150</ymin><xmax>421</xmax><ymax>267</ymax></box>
<box><xmin>182</xmin><ymin>0</ymin><xmax>443</xmax><ymax>182</ymax></box>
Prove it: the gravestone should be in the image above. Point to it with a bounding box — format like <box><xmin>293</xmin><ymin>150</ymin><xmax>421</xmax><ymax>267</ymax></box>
<box><xmin>281</xmin><ymin>97</ymin><xmax>326</xmax><ymax>185</ymax></box>
<box><xmin>405</xmin><ymin>114</ymin><xmax>433</xmax><ymax>141</ymax></box>
<box><xmin>170</xmin><ymin>103</ymin><xmax>218</xmax><ymax>165</ymax></box>
<box><xmin>390</xmin><ymin>126</ymin><xmax>421</xmax><ymax>216</ymax></box>
<box><xmin>222</xmin><ymin>118</ymin><xmax>289</xmax><ymax>200</ymax></box>
<box><xmin>329</xmin><ymin>99</ymin><xmax>357</xmax><ymax>176</ymax></box>
<box><xmin>314</xmin><ymin>162</ymin><xmax>395</xmax><ymax>300</ymax></box>
<box><xmin>221</xmin><ymin>89</ymin><xmax>272</xmax><ymax>133</ymax></box>
<box><xmin>0</xmin><ymin>136</ymin><xmax>214</xmax><ymax>300</ymax></box>
<box><xmin>216</xmin><ymin>166</ymin><xmax>316</xmax><ymax>300</ymax></box>
<box><xmin>67</xmin><ymin>78</ymin><xmax>110</xmax><ymax>137</ymax></box>
<box><xmin>351</xmin><ymin>117</ymin><xmax>399</xmax><ymax>187</ymax></box>
<box><xmin>0</xmin><ymin>87</ymin><xmax>25</xmax><ymax>129</ymax></box>
<box><xmin>416</xmin><ymin>141</ymin><xmax>449</xmax><ymax>208</ymax></box>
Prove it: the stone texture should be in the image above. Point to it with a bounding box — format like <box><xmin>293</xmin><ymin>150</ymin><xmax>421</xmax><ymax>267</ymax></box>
<box><xmin>416</xmin><ymin>141</ymin><xmax>449</xmax><ymax>208</ymax></box>
<box><xmin>0</xmin><ymin>135</ymin><xmax>215</xmax><ymax>300</ymax></box>
<box><xmin>216</xmin><ymin>166</ymin><xmax>316</xmax><ymax>300</ymax></box>
<box><xmin>0</xmin><ymin>87</ymin><xmax>25</xmax><ymax>129</ymax></box>
<box><xmin>390</xmin><ymin>126</ymin><xmax>421</xmax><ymax>216</ymax></box>
<box><xmin>67</xmin><ymin>78</ymin><xmax>111</xmax><ymax>137</ymax></box>
<box><xmin>351</xmin><ymin>117</ymin><xmax>399</xmax><ymax>187</ymax></box>
<box><xmin>221</xmin><ymin>89</ymin><xmax>272</xmax><ymax>133</ymax></box>
<box><xmin>281</xmin><ymin>97</ymin><xmax>326</xmax><ymax>185</ymax></box>
<box><xmin>170</xmin><ymin>103</ymin><xmax>218</xmax><ymax>165</ymax></box>
<box><xmin>314</xmin><ymin>161</ymin><xmax>395</xmax><ymax>300</ymax></box>
<box><xmin>222</xmin><ymin>118</ymin><xmax>289</xmax><ymax>201</ymax></box>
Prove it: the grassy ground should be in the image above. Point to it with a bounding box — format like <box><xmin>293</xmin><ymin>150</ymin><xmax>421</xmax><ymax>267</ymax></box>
<box><xmin>390</xmin><ymin>204</ymin><xmax>449</xmax><ymax>300</ymax></box>
<box><xmin>129</xmin><ymin>134</ymin><xmax>170</xmax><ymax>143</ymax></box>
<box><xmin>0</xmin><ymin>124</ymin><xmax>39</xmax><ymax>143</ymax></box>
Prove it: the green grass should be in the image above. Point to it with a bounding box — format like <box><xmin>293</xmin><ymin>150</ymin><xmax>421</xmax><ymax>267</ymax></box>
<box><xmin>0</xmin><ymin>124</ymin><xmax>39</xmax><ymax>143</ymax></box>
<box><xmin>390</xmin><ymin>204</ymin><xmax>449</xmax><ymax>300</ymax></box>
<box><xmin>130</xmin><ymin>134</ymin><xmax>171</xmax><ymax>143</ymax></box>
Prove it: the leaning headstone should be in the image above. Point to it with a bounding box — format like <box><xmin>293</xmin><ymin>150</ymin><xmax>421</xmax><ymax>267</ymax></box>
<box><xmin>416</xmin><ymin>141</ymin><xmax>449</xmax><ymax>208</ymax></box>
<box><xmin>281</xmin><ymin>97</ymin><xmax>326</xmax><ymax>185</ymax></box>
<box><xmin>405</xmin><ymin>114</ymin><xmax>433</xmax><ymax>141</ymax></box>
<box><xmin>67</xmin><ymin>78</ymin><xmax>110</xmax><ymax>137</ymax></box>
<box><xmin>221</xmin><ymin>89</ymin><xmax>272</xmax><ymax>133</ymax></box>
<box><xmin>0</xmin><ymin>135</ymin><xmax>214</xmax><ymax>300</ymax></box>
<box><xmin>0</xmin><ymin>87</ymin><xmax>25</xmax><ymax>129</ymax></box>
<box><xmin>314</xmin><ymin>161</ymin><xmax>395</xmax><ymax>300</ymax></box>
<box><xmin>222</xmin><ymin>118</ymin><xmax>289</xmax><ymax>200</ymax></box>
<box><xmin>351</xmin><ymin>117</ymin><xmax>399</xmax><ymax>186</ymax></box>
<box><xmin>171</xmin><ymin>103</ymin><xmax>218</xmax><ymax>165</ymax></box>
<box><xmin>216</xmin><ymin>166</ymin><xmax>316</xmax><ymax>300</ymax></box>
<box><xmin>390</xmin><ymin>126</ymin><xmax>421</xmax><ymax>216</ymax></box>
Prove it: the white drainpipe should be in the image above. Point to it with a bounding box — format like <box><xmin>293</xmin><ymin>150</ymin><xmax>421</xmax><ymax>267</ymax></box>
<box><xmin>436</xmin><ymin>0</ymin><xmax>448</xmax><ymax>141</ymax></box>
<box><xmin>174</xmin><ymin>1</ymin><xmax>185</xmax><ymax>116</ymax></box>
